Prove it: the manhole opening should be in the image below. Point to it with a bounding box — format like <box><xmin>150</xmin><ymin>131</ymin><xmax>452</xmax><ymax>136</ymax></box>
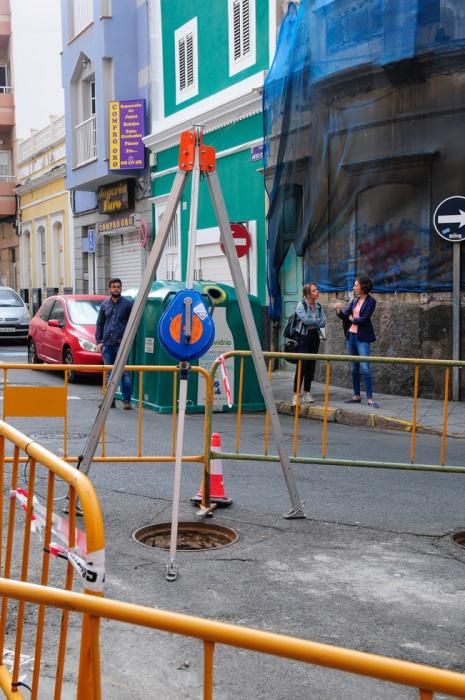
<box><xmin>132</xmin><ymin>521</ymin><xmax>238</xmax><ymax>551</ymax></box>
<box><xmin>451</xmin><ymin>531</ymin><xmax>465</xmax><ymax>549</ymax></box>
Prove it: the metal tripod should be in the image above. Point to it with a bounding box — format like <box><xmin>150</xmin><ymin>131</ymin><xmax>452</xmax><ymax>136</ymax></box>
<box><xmin>77</xmin><ymin>126</ymin><xmax>305</xmax><ymax>520</ymax></box>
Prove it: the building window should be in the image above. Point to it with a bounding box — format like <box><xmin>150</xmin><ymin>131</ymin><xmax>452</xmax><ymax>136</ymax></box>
<box><xmin>75</xmin><ymin>68</ymin><xmax>97</xmax><ymax>167</ymax></box>
<box><xmin>418</xmin><ymin>0</ymin><xmax>440</xmax><ymax>25</ymax></box>
<box><xmin>0</xmin><ymin>151</ymin><xmax>12</xmax><ymax>179</ymax></box>
<box><xmin>175</xmin><ymin>18</ymin><xmax>198</xmax><ymax>104</ymax></box>
<box><xmin>326</xmin><ymin>0</ymin><xmax>383</xmax><ymax>54</ymax></box>
<box><xmin>229</xmin><ymin>0</ymin><xmax>256</xmax><ymax>76</ymax></box>
<box><xmin>69</xmin><ymin>0</ymin><xmax>93</xmax><ymax>38</ymax></box>
<box><xmin>0</xmin><ymin>65</ymin><xmax>10</xmax><ymax>93</ymax></box>
<box><xmin>37</xmin><ymin>226</ymin><xmax>47</xmax><ymax>288</ymax></box>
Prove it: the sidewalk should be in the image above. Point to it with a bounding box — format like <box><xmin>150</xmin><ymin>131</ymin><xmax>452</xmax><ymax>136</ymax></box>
<box><xmin>271</xmin><ymin>367</ymin><xmax>465</xmax><ymax>438</ymax></box>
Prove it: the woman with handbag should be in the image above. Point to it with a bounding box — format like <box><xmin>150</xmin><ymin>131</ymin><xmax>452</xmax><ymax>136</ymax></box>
<box><xmin>292</xmin><ymin>283</ymin><xmax>326</xmax><ymax>406</ymax></box>
<box><xmin>334</xmin><ymin>275</ymin><xmax>379</xmax><ymax>407</ymax></box>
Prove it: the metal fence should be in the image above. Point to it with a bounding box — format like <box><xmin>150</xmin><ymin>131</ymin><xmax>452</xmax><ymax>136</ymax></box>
<box><xmin>1</xmin><ymin>357</ymin><xmax>465</xmax><ymax>695</ymax></box>
<box><xmin>1</xmin><ymin>578</ymin><xmax>465</xmax><ymax>699</ymax></box>
<box><xmin>1</xmin><ymin>363</ymin><xmax>211</xmax><ymax>469</ymax></box>
<box><xmin>208</xmin><ymin>351</ymin><xmax>465</xmax><ymax>477</ymax></box>
<box><xmin>0</xmin><ymin>420</ymin><xmax>105</xmax><ymax>699</ymax></box>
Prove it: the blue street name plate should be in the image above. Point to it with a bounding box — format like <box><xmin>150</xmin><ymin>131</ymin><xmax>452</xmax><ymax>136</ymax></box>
<box><xmin>250</xmin><ymin>144</ymin><xmax>264</xmax><ymax>162</ymax></box>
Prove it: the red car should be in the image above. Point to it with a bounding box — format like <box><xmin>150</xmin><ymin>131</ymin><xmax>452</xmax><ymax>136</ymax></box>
<box><xmin>27</xmin><ymin>294</ymin><xmax>107</xmax><ymax>382</ymax></box>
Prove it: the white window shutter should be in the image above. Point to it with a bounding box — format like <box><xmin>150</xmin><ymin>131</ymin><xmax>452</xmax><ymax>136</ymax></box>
<box><xmin>242</xmin><ymin>0</ymin><xmax>250</xmax><ymax>55</ymax></box>
<box><xmin>178</xmin><ymin>38</ymin><xmax>186</xmax><ymax>91</ymax></box>
<box><xmin>233</xmin><ymin>1</ymin><xmax>242</xmax><ymax>60</ymax></box>
<box><xmin>186</xmin><ymin>33</ymin><xmax>194</xmax><ymax>87</ymax></box>
<box><xmin>175</xmin><ymin>17</ymin><xmax>198</xmax><ymax>103</ymax></box>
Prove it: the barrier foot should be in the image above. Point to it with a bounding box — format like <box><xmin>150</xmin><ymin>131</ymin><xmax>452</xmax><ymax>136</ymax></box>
<box><xmin>283</xmin><ymin>502</ymin><xmax>307</xmax><ymax>519</ymax></box>
<box><xmin>195</xmin><ymin>503</ymin><xmax>217</xmax><ymax>518</ymax></box>
<box><xmin>166</xmin><ymin>560</ymin><xmax>178</xmax><ymax>582</ymax></box>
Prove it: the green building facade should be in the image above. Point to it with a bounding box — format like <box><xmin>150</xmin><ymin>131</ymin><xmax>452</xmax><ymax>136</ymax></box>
<box><xmin>144</xmin><ymin>0</ymin><xmax>279</xmax><ymax>312</ymax></box>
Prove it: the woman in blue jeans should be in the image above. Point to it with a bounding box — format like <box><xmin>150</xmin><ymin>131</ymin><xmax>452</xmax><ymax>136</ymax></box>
<box><xmin>335</xmin><ymin>276</ymin><xmax>379</xmax><ymax>407</ymax></box>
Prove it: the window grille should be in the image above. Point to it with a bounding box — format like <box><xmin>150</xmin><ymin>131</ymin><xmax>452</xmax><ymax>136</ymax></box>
<box><xmin>233</xmin><ymin>0</ymin><xmax>251</xmax><ymax>60</ymax></box>
<box><xmin>175</xmin><ymin>18</ymin><xmax>198</xmax><ymax>103</ymax></box>
<box><xmin>229</xmin><ymin>0</ymin><xmax>255</xmax><ymax>75</ymax></box>
<box><xmin>178</xmin><ymin>33</ymin><xmax>194</xmax><ymax>92</ymax></box>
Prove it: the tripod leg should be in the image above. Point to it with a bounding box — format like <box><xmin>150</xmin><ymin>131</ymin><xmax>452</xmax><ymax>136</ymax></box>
<box><xmin>78</xmin><ymin>169</ymin><xmax>189</xmax><ymax>477</ymax></box>
<box><xmin>206</xmin><ymin>171</ymin><xmax>305</xmax><ymax>518</ymax></box>
<box><xmin>166</xmin><ymin>365</ymin><xmax>189</xmax><ymax>581</ymax></box>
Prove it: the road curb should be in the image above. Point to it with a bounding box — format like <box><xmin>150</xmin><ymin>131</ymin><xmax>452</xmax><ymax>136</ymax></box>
<box><xmin>277</xmin><ymin>401</ymin><xmax>450</xmax><ymax>437</ymax></box>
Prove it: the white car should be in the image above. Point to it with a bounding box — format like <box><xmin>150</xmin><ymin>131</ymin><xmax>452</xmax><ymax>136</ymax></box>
<box><xmin>0</xmin><ymin>287</ymin><xmax>30</xmax><ymax>340</ymax></box>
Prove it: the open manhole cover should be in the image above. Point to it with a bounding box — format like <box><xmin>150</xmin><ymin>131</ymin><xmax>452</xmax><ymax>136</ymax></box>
<box><xmin>451</xmin><ymin>531</ymin><xmax>465</xmax><ymax>549</ymax></box>
<box><xmin>132</xmin><ymin>521</ymin><xmax>238</xmax><ymax>551</ymax></box>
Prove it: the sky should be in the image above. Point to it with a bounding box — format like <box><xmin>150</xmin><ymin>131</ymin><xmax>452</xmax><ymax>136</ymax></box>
<box><xmin>11</xmin><ymin>0</ymin><xmax>64</xmax><ymax>140</ymax></box>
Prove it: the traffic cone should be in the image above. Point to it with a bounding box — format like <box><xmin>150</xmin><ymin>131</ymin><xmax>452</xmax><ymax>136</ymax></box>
<box><xmin>191</xmin><ymin>432</ymin><xmax>232</xmax><ymax>506</ymax></box>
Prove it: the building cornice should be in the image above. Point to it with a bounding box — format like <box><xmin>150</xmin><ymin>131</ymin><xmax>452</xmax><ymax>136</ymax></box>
<box><xmin>15</xmin><ymin>164</ymin><xmax>66</xmax><ymax>195</ymax></box>
<box><xmin>144</xmin><ymin>71</ymin><xmax>265</xmax><ymax>153</ymax></box>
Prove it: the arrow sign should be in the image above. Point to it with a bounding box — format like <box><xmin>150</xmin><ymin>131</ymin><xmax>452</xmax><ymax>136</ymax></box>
<box><xmin>433</xmin><ymin>196</ymin><xmax>465</xmax><ymax>242</ymax></box>
<box><xmin>437</xmin><ymin>210</ymin><xmax>465</xmax><ymax>228</ymax></box>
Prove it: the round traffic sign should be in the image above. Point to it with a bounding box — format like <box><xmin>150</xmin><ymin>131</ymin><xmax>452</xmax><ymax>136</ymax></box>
<box><xmin>220</xmin><ymin>223</ymin><xmax>251</xmax><ymax>258</ymax></box>
<box><xmin>433</xmin><ymin>196</ymin><xmax>465</xmax><ymax>242</ymax></box>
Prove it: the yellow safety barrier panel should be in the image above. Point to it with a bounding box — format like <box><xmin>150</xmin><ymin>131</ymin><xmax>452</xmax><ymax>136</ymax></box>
<box><xmin>0</xmin><ymin>420</ymin><xmax>105</xmax><ymax>699</ymax></box>
<box><xmin>0</xmin><ymin>578</ymin><xmax>464</xmax><ymax>699</ymax></box>
<box><xmin>209</xmin><ymin>351</ymin><xmax>465</xmax><ymax>476</ymax></box>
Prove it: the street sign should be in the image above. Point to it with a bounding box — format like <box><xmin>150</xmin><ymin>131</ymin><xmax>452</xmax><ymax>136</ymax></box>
<box><xmin>220</xmin><ymin>223</ymin><xmax>251</xmax><ymax>258</ymax></box>
<box><xmin>250</xmin><ymin>144</ymin><xmax>264</xmax><ymax>162</ymax></box>
<box><xmin>433</xmin><ymin>196</ymin><xmax>465</xmax><ymax>242</ymax></box>
<box><xmin>88</xmin><ymin>227</ymin><xmax>96</xmax><ymax>253</ymax></box>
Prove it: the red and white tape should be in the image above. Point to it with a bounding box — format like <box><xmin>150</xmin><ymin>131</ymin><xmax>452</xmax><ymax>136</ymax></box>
<box><xmin>10</xmin><ymin>488</ymin><xmax>105</xmax><ymax>592</ymax></box>
<box><xmin>216</xmin><ymin>354</ymin><xmax>233</xmax><ymax>408</ymax></box>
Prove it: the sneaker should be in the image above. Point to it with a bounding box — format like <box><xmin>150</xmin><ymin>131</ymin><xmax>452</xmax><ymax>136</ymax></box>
<box><xmin>302</xmin><ymin>392</ymin><xmax>314</xmax><ymax>404</ymax></box>
<box><xmin>291</xmin><ymin>394</ymin><xmax>299</xmax><ymax>407</ymax></box>
<box><xmin>123</xmin><ymin>401</ymin><xmax>132</xmax><ymax>410</ymax></box>
<box><xmin>62</xmin><ymin>498</ymin><xmax>84</xmax><ymax>517</ymax></box>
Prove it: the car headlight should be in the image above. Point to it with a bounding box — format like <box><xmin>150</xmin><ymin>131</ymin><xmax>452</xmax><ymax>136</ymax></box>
<box><xmin>77</xmin><ymin>337</ymin><xmax>99</xmax><ymax>352</ymax></box>
<box><xmin>22</xmin><ymin>309</ymin><xmax>30</xmax><ymax>323</ymax></box>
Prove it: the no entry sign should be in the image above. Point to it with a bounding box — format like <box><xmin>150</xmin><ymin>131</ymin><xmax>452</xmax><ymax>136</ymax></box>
<box><xmin>220</xmin><ymin>223</ymin><xmax>251</xmax><ymax>258</ymax></box>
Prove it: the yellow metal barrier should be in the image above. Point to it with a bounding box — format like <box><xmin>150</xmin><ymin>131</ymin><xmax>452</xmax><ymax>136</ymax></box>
<box><xmin>0</xmin><ymin>421</ymin><xmax>105</xmax><ymax>699</ymax></box>
<box><xmin>1</xmin><ymin>363</ymin><xmax>211</xmax><ymax>467</ymax></box>
<box><xmin>0</xmin><ymin>578</ymin><xmax>464</xmax><ymax>698</ymax></box>
<box><xmin>208</xmin><ymin>351</ymin><xmax>465</xmax><ymax>475</ymax></box>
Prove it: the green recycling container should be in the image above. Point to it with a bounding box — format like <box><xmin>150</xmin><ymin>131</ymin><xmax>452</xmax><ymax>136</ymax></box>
<box><xmin>125</xmin><ymin>280</ymin><xmax>265</xmax><ymax>414</ymax></box>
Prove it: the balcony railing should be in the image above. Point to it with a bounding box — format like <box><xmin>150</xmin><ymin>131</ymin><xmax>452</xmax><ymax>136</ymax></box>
<box><xmin>75</xmin><ymin>115</ymin><xmax>97</xmax><ymax>167</ymax></box>
<box><xmin>17</xmin><ymin>116</ymin><xmax>65</xmax><ymax>164</ymax></box>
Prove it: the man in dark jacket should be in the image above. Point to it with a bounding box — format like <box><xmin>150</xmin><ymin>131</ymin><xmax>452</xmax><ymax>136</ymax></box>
<box><xmin>95</xmin><ymin>278</ymin><xmax>133</xmax><ymax>409</ymax></box>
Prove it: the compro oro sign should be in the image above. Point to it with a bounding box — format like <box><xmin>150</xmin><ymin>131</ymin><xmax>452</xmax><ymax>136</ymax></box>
<box><xmin>433</xmin><ymin>196</ymin><xmax>465</xmax><ymax>242</ymax></box>
<box><xmin>109</xmin><ymin>100</ymin><xmax>146</xmax><ymax>170</ymax></box>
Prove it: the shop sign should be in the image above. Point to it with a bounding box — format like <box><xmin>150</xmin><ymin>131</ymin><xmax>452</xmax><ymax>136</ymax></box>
<box><xmin>97</xmin><ymin>213</ymin><xmax>138</xmax><ymax>234</ymax></box>
<box><xmin>109</xmin><ymin>99</ymin><xmax>146</xmax><ymax>170</ymax></box>
<box><xmin>98</xmin><ymin>180</ymin><xmax>134</xmax><ymax>215</ymax></box>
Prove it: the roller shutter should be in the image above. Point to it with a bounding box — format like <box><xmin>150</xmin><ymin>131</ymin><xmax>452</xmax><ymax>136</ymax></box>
<box><xmin>110</xmin><ymin>232</ymin><xmax>144</xmax><ymax>291</ymax></box>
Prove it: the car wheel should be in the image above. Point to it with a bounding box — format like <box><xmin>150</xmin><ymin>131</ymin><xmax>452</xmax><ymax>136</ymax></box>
<box><xmin>63</xmin><ymin>347</ymin><xmax>77</xmax><ymax>383</ymax></box>
<box><xmin>28</xmin><ymin>339</ymin><xmax>41</xmax><ymax>364</ymax></box>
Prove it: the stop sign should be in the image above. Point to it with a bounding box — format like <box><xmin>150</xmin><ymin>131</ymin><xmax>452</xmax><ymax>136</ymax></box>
<box><xmin>220</xmin><ymin>223</ymin><xmax>251</xmax><ymax>258</ymax></box>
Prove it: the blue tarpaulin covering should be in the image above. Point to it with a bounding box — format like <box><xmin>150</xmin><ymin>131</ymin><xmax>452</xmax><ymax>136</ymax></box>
<box><xmin>264</xmin><ymin>0</ymin><xmax>465</xmax><ymax>319</ymax></box>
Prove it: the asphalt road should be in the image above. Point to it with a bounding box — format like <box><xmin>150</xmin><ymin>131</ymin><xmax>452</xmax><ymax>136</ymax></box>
<box><xmin>1</xmin><ymin>342</ymin><xmax>465</xmax><ymax>699</ymax></box>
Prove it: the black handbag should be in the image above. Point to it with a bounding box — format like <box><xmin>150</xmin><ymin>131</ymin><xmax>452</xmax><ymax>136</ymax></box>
<box><xmin>284</xmin><ymin>336</ymin><xmax>299</xmax><ymax>356</ymax></box>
